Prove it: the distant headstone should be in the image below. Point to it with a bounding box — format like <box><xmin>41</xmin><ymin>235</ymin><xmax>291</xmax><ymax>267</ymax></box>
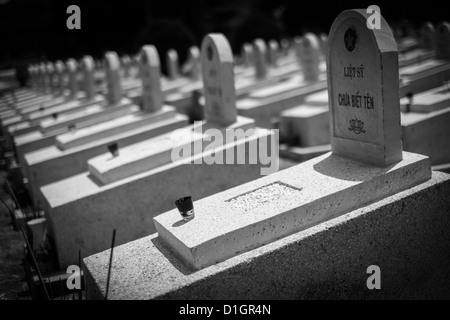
<box><xmin>121</xmin><ymin>55</ymin><xmax>132</xmax><ymax>78</ymax></box>
<box><xmin>46</xmin><ymin>62</ymin><xmax>56</xmax><ymax>93</ymax></box>
<box><xmin>140</xmin><ymin>45</ymin><xmax>163</xmax><ymax>112</ymax></box>
<box><xmin>327</xmin><ymin>9</ymin><xmax>402</xmax><ymax>166</ymax></box>
<box><xmin>253</xmin><ymin>38</ymin><xmax>268</xmax><ymax>79</ymax></box>
<box><xmin>105</xmin><ymin>51</ymin><xmax>122</xmax><ymax>104</ymax></box>
<box><xmin>82</xmin><ymin>55</ymin><xmax>96</xmax><ymax>99</ymax></box>
<box><xmin>268</xmin><ymin>40</ymin><xmax>279</xmax><ymax>67</ymax></box>
<box><xmin>166</xmin><ymin>49</ymin><xmax>179</xmax><ymax>79</ymax></box>
<box><xmin>297</xmin><ymin>33</ymin><xmax>321</xmax><ymax>82</ymax></box>
<box><xmin>280</xmin><ymin>38</ymin><xmax>290</xmax><ymax>56</ymax></box>
<box><xmin>319</xmin><ymin>33</ymin><xmax>328</xmax><ymax>57</ymax></box>
<box><xmin>435</xmin><ymin>22</ymin><xmax>450</xmax><ymax>60</ymax></box>
<box><xmin>241</xmin><ymin>43</ymin><xmax>253</xmax><ymax>67</ymax></box>
<box><xmin>38</xmin><ymin>63</ymin><xmax>47</xmax><ymax>92</ymax></box>
<box><xmin>201</xmin><ymin>33</ymin><xmax>237</xmax><ymax>126</ymax></box>
<box><xmin>54</xmin><ymin>61</ymin><xmax>65</xmax><ymax>95</ymax></box>
<box><xmin>66</xmin><ymin>58</ymin><xmax>79</xmax><ymax>98</ymax></box>
<box><xmin>419</xmin><ymin>22</ymin><xmax>435</xmax><ymax>50</ymax></box>
<box><xmin>187</xmin><ymin>46</ymin><xmax>200</xmax><ymax>80</ymax></box>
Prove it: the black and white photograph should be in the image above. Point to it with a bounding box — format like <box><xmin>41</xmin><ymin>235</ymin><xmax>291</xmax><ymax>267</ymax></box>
<box><xmin>0</xmin><ymin>0</ymin><xmax>449</xmax><ymax>304</ymax></box>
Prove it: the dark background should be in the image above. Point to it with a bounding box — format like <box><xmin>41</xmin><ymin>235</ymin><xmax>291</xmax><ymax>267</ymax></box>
<box><xmin>0</xmin><ymin>0</ymin><xmax>448</xmax><ymax>74</ymax></box>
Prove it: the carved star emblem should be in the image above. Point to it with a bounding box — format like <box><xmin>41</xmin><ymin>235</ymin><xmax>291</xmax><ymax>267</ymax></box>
<box><xmin>344</xmin><ymin>28</ymin><xmax>357</xmax><ymax>52</ymax></box>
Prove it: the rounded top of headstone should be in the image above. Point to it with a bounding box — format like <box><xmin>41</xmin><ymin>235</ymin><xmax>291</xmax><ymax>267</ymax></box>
<box><xmin>269</xmin><ymin>39</ymin><xmax>278</xmax><ymax>49</ymax></box>
<box><xmin>66</xmin><ymin>58</ymin><xmax>78</xmax><ymax>73</ymax></box>
<box><xmin>253</xmin><ymin>38</ymin><xmax>267</xmax><ymax>52</ymax></box>
<box><xmin>105</xmin><ymin>51</ymin><xmax>120</xmax><ymax>70</ymax></box>
<box><xmin>55</xmin><ymin>60</ymin><xmax>64</xmax><ymax>74</ymax></box>
<box><xmin>201</xmin><ymin>33</ymin><xmax>233</xmax><ymax>63</ymax></box>
<box><xmin>327</xmin><ymin>9</ymin><xmax>397</xmax><ymax>60</ymax></box>
<box><xmin>46</xmin><ymin>62</ymin><xmax>55</xmax><ymax>73</ymax></box>
<box><xmin>437</xmin><ymin>22</ymin><xmax>450</xmax><ymax>34</ymax></box>
<box><xmin>189</xmin><ymin>46</ymin><xmax>200</xmax><ymax>60</ymax></box>
<box><xmin>421</xmin><ymin>22</ymin><xmax>434</xmax><ymax>33</ymax></box>
<box><xmin>301</xmin><ymin>33</ymin><xmax>320</xmax><ymax>50</ymax></box>
<box><xmin>82</xmin><ymin>55</ymin><xmax>95</xmax><ymax>71</ymax></box>
<box><xmin>140</xmin><ymin>45</ymin><xmax>160</xmax><ymax>67</ymax></box>
<box><xmin>167</xmin><ymin>49</ymin><xmax>178</xmax><ymax>59</ymax></box>
<box><xmin>39</xmin><ymin>63</ymin><xmax>46</xmax><ymax>73</ymax></box>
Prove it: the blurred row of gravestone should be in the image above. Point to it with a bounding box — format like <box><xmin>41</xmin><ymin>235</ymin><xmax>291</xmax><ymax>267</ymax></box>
<box><xmin>1</xmin><ymin>14</ymin><xmax>450</xmax><ymax>298</ymax></box>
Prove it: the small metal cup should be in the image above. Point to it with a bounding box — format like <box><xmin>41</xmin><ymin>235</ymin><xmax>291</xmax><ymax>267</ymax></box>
<box><xmin>175</xmin><ymin>196</ymin><xmax>195</xmax><ymax>221</ymax></box>
<box><xmin>107</xmin><ymin>143</ymin><xmax>119</xmax><ymax>157</ymax></box>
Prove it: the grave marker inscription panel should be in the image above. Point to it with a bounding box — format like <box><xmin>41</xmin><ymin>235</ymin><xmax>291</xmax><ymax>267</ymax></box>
<box><xmin>327</xmin><ymin>9</ymin><xmax>402</xmax><ymax>166</ymax></box>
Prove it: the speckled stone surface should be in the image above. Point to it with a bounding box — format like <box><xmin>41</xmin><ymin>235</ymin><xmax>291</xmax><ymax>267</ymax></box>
<box><xmin>154</xmin><ymin>151</ymin><xmax>431</xmax><ymax>270</ymax></box>
<box><xmin>85</xmin><ymin>171</ymin><xmax>450</xmax><ymax>300</ymax></box>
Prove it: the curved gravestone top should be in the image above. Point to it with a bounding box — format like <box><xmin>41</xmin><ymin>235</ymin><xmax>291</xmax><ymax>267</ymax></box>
<box><xmin>55</xmin><ymin>60</ymin><xmax>66</xmax><ymax>95</ymax></box>
<box><xmin>166</xmin><ymin>49</ymin><xmax>179</xmax><ymax>79</ymax></box>
<box><xmin>435</xmin><ymin>22</ymin><xmax>450</xmax><ymax>60</ymax></box>
<box><xmin>66</xmin><ymin>58</ymin><xmax>79</xmax><ymax>97</ymax></box>
<box><xmin>186</xmin><ymin>46</ymin><xmax>200</xmax><ymax>80</ymax></box>
<box><xmin>268</xmin><ymin>40</ymin><xmax>279</xmax><ymax>67</ymax></box>
<box><xmin>82</xmin><ymin>55</ymin><xmax>96</xmax><ymax>99</ymax></box>
<box><xmin>242</xmin><ymin>43</ymin><xmax>253</xmax><ymax>67</ymax></box>
<box><xmin>140</xmin><ymin>45</ymin><xmax>163</xmax><ymax>112</ymax></box>
<box><xmin>253</xmin><ymin>38</ymin><xmax>268</xmax><ymax>79</ymax></box>
<box><xmin>420</xmin><ymin>22</ymin><xmax>435</xmax><ymax>50</ymax></box>
<box><xmin>298</xmin><ymin>33</ymin><xmax>321</xmax><ymax>82</ymax></box>
<box><xmin>201</xmin><ymin>33</ymin><xmax>237</xmax><ymax>126</ymax></box>
<box><xmin>104</xmin><ymin>51</ymin><xmax>122</xmax><ymax>104</ymax></box>
<box><xmin>327</xmin><ymin>9</ymin><xmax>402</xmax><ymax>167</ymax></box>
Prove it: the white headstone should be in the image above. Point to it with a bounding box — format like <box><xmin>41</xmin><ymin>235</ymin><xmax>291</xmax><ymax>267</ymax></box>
<box><xmin>242</xmin><ymin>43</ymin><xmax>253</xmax><ymax>67</ymax></box>
<box><xmin>268</xmin><ymin>40</ymin><xmax>279</xmax><ymax>67</ymax></box>
<box><xmin>166</xmin><ymin>49</ymin><xmax>179</xmax><ymax>79</ymax></box>
<box><xmin>121</xmin><ymin>55</ymin><xmax>132</xmax><ymax>78</ymax></box>
<box><xmin>66</xmin><ymin>58</ymin><xmax>79</xmax><ymax>98</ymax></box>
<box><xmin>297</xmin><ymin>33</ymin><xmax>321</xmax><ymax>82</ymax></box>
<box><xmin>201</xmin><ymin>33</ymin><xmax>237</xmax><ymax>126</ymax></box>
<box><xmin>38</xmin><ymin>63</ymin><xmax>47</xmax><ymax>92</ymax></box>
<box><xmin>187</xmin><ymin>46</ymin><xmax>200</xmax><ymax>80</ymax></box>
<box><xmin>435</xmin><ymin>22</ymin><xmax>450</xmax><ymax>60</ymax></box>
<box><xmin>140</xmin><ymin>45</ymin><xmax>163</xmax><ymax>112</ymax></box>
<box><xmin>105</xmin><ymin>51</ymin><xmax>122</xmax><ymax>104</ymax></box>
<box><xmin>419</xmin><ymin>22</ymin><xmax>435</xmax><ymax>50</ymax></box>
<box><xmin>82</xmin><ymin>55</ymin><xmax>96</xmax><ymax>99</ymax></box>
<box><xmin>253</xmin><ymin>38</ymin><xmax>268</xmax><ymax>79</ymax></box>
<box><xmin>320</xmin><ymin>33</ymin><xmax>328</xmax><ymax>57</ymax></box>
<box><xmin>46</xmin><ymin>62</ymin><xmax>56</xmax><ymax>93</ymax></box>
<box><xmin>327</xmin><ymin>9</ymin><xmax>402</xmax><ymax>166</ymax></box>
<box><xmin>54</xmin><ymin>60</ymin><xmax>65</xmax><ymax>96</ymax></box>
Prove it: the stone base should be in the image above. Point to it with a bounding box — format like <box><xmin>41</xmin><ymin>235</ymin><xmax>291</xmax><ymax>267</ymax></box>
<box><xmin>84</xmin><ymin>171</ymin><xmax>450</xmax><ymax>299</ymax></box>
<box><xmin>154</xmin><ymin>152</ymin><xmax>431</xmax><ymax>270</ymax></box>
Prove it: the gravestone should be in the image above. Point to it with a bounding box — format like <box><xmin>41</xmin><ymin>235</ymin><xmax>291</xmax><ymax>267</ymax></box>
<box><xmin>268</xmin><ymin>40</ymin><xmax>279</xmax><ymax>66</ymax></box>
<box><xmin>435</xmin><ymin>22</ymin><xmax>450</xmax><ymax>60</ymax></box>
<box><xmin>320</xmin><ymin>33</ymin><xmax>328</xmax><ymax>57</ymax></box>
<box><xmin>46</xmin><ymin>62</ymin><xmax>56</xmax><ymax>93</ymax></box>
<box><xmin>104</xmin><ymin>51</ymin><xmax>122</xmax><ymax>104</ymax></box>
<box><xmin>66</xmin><ymin>58</ymin><xmax>79</xmax><ymax>98</ymax></box>
<box><xmin>186</xmin><ymin>46</ymin><xmax>200</xmax><ymax>80</ymax></box>
<box><xmin>82</xmin><ymin>55</ymin><xmax>96</xmax><ymax>99</ymax></box>
<box><xmin>420</xmin><ymin>22</ymin><xmax>435</xmax><ymax>50</ymax></box>
<box><xmin>253</xmin><ymin>39</ymin><xmax>268</xmax><ymax>79</ymax></box>
<box><xmin>297</xmin><ymin>33</ymin><xmax>321</xmax><ymax>82</ymax></box>
<box><xmin>166</xmin><ymin>49</ymin><xmax>179</xmax><ymax>79</ymax></box>
<box><xmin>54</xmin><ymin>61</ymin><xmax>65</xmax><ymax>95</ymax></box>
<box><xmin>201</xmin><ymin>33</ymin><xmax>237</xmax><ymax>126</ymax></box>
<box><xmin>242</xmin><ymin>43</ymin><xmax>253</xmax><ymax>67</ymax></box>
<box><xmin>140</xmin><ymin>45</ymin><xmax>163</xmax><ymax>112</ymax></box>
<box><xmin>327</xmin><ymin>9</ymin><xmax>402</xmax><ymax>166</ymax></box>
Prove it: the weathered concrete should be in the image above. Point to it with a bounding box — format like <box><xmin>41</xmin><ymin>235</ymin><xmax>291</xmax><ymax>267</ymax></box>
<box><xmin>85</xmin><ymin>171</ymin><xmax>450</xmax><ymax>299</ymax></box>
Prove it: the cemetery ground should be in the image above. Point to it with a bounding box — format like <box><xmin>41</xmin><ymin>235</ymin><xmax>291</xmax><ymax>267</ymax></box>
<box><xmin>0</xmin><ymin>171</ymin><xmax>28</xmax><ymax>300</ymax></box>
